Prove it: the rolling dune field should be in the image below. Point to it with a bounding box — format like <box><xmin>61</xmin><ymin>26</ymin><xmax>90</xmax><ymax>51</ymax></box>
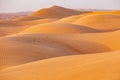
<box><xmin>0</xmin><ymin>5</ymin><xmax>120</xmax><ymax>80</ymax></box>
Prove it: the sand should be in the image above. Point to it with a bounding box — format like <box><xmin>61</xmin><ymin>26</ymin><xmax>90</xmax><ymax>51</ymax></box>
<box><xmin>0</xmin><ymin>6</ymin><xmax>120</xmax><ymax>80</ymax></box>
<box><xmin>74</xmin><ymin>14</ymin><xmax>120</xmax><ymax>31</ymax></box>
<box><xmin>19</xmin><ymin>22</ymin><xmax>99</xmax><ymax>34</ymax></box>
<box><xmin>0</xmin><ymin>33</ymin><xmax>111</xmax><ymax>69</ymax></box>
<box><xmin>32</xmin><ymin>6</ymin><xmax>84</xmax><ymax>18</ymax></box>
<box><xmin>0</xmin><ymin>51</ymin><xmax>120</xmax><ymax>80</ymax></box>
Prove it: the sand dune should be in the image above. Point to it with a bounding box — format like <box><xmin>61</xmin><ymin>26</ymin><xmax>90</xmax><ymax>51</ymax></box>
<box><xmin>61</xmin><ymin>30</ymin><xmax>120</xmax><ymax>50</ymax></box>
<box><xmin>15</xmin><ymin>6</ymin><xmax>89</xmax><ymax>21</ymax></box>
<box><xmin>74</xmin><ymin>14</ymin><xmax>120</xmax><ymax>31</ymax></box>
<box><xmin>15</xmin><ymin>16</ymin><xmax>43</xmax><ymax>21</ymax></box>
<box><xmin>91</xmin><ymin>10</ymin><xmax>120</xmax><ymax>15</ymax></box>
<box><xmin>0</xmin><ymin>33</ymin><xmax>110</xmax><ymax>69</ymax></box>
<box><xmin>32</xmin><ymin>6</ymin><xmax>83</xmax><ymax>18</ymax></box>
<box><xmin>19</xmin><ymin>18</ymin><xmax>57</xmax><ymax>25</ymax></box>
<box><xmin>0</xmin><ymin>6</ymin><xmax>120</xmax><ymax>80</ymax></box>
<box><xmin>57</xmin><ymin>13</ymin><xmax>90</xmax><ymax>23</ymax></box>
<box><xmin>0</xmin><ymin>26</ymin><xmax>28</xmax><ymax>37</ymax></box>
<box><xmin>0</xmin><ymin>20</ymin><xmax>24</xmax><ymax>26</ymax></box>
<box><xmin>19</xmin><ymin>22</ymin><xmax>99</xmax><ymax>34</ymax></box>
<box><xmin>0</xmin><ymin>20</ymin><xmax>28</xmax><ymax>36</ymax></box>
<box><xmin>0</xmin><ymin>19</ymin><xmax>57</xmax><ymax>36</ymax></box>
<box><xmin>0</xmin><ymin>51</ymin><xmax>120</xmax><ymax>80</ymax></box>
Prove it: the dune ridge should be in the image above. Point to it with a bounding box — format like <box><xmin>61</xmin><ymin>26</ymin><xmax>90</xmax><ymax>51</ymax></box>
<box><xmin>0</xmin><ymin>32</ymin><xmax>111</xmax><ymax>69</ymax></box>
<box><xmin>19</xmin><ymin>22</ymin><xmax>100</xmax><ymax>34</ymax></box>
<box><xmin>32</xmin><ymin>6</ymin><xmax>83</xmax><ymax>18</ymax></box>
<box><xmin>74</xmin><ymin>14</ymin><xmax>120</xmax><ymax>31</ymax></box>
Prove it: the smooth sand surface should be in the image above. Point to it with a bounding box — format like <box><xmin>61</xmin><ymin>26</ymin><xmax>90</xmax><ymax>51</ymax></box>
<box><xmin>0</xmin><ymin>33</ymin><xmax>110</xmax><ymax>69</ymax></box>
<box><xmin>57</xmin><ymin>13</ymin><xmax>90</xmax><ymax>23</ymax></box>
<box><xmin>0</xmin><ymin>51</ymin><xmax>120</xmax><ymax>80</ymax></box>
<box><xmin>0</xmin><ymin>18</ymin><xmax>57</xmax><ymax>36</ymax></box>
<box><xmin>74</xmin><ymin>14</ymin><xmax>120</xmax><ymax>31</ymax></box>
<box><xmin>19</xmin><ymin>22</ymin><xmax>99</xmax><ymax>34</ymax></box>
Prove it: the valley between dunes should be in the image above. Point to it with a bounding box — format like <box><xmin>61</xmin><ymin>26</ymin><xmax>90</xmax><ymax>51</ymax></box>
<box><xmin>0</xmin><ymin>6</ymin><xmax>120</xmax><ymax>80</ymax></box>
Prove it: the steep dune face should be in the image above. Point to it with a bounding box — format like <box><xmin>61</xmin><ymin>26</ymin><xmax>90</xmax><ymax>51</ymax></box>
<box><xmin>0</xmin><ymin>33</ymin><xmax>110</xmax><ymax>69</ymax></box>
<box><xmin>19</xmin><ymin>22</ymin><xmax>99</xmax><ymax>34</ymax></box>
<box><xmin>0</xmin><ymin>51</ymin><xmax>120</xmax><ymax>80</ymax></box>
<box><xmin>32</xmin><ymin>6</ymin><xmax>82</xmax><ymax>18</ymax></box>
<box><xmin>74</xmin><ymin>14</ymin><xmax>120</xmax><ymax>31</ymax></box>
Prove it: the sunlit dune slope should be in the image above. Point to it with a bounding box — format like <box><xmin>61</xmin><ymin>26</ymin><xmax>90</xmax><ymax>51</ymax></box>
<box><xmin>0</xmin><ymin>51</ymin><xmax>120</xmax><ymax>80</ymax></box>
<box><xmin>57</xmin><ymin>13</ymin><xmax>90</xmax><ymax>23</ymax></box>
<box><xmin>19</xmin><ymin>22</ymin><xmax>99</xmax><ymax>34</ymax></box>
<box><xmin>57</xmin><ymin>11</ymin><xmax>120</xmax><ymax>24</ymax></box>
<box><xmin>0</xmin><ymin>33</ymin><xmax>110</xmax><ymax>69</ymax></box>
<box><xmin>0</xmin><ymin>19</ymin><xmax>57</xmax><ymax>36</ymax></box>
<box><xmin>74</xmin><ymin>14</ymin><xmax>120</xmax><ymax>31</ymax></box>
<box><xmin>32</xmin><ymin>6</ymin><xmax>83</xmax><ymax>18</ymax></box>
<box><xmin>91</xmin><ymin>10</ymin><xmax>120</xmax><ymax>15</ymax></box>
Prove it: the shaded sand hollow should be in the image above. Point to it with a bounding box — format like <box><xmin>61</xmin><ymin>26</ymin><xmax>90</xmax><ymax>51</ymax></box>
<box><xmin>0</xmin><ymin>33</ymin><xmax>110</xmax><ymax>69</ymax></box>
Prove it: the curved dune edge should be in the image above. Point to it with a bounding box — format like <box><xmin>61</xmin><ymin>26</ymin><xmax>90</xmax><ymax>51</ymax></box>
<box><xmin>0</xmin><ymin>32</ymin><xmax>111</xmax><ymax>69</ymax></box>
<box><xmin>57</xmin><ymin>13</ymin><xmax>90</xmax><ymax>23</ymax></box>
<box><xmin>0</xmin><ymin>51</ymin><xmax>120</xmax><ymax>80</ymax></box>
<box><xmin>73</xmin><ymin>14</ymin><xmax>120</xmax><ymax>31</ymax></box>
<box><xmin>18</xmin><ymin>29</ymin><xmax>120</xmax><ymax>51</ymax></box>
<box><xmin>0</xmin><ymin>18</ymin><xmax>57</xmax><ymax>37</ymax></box>
<box><xmin>57</xmin><ymin>11</ymin><xmax>120</xmax><ymax>24</ymax></box>
<box><xmin>19</xmin><ymin>22</ymin><xmax>100</xmax><ymax>34</ymax></box>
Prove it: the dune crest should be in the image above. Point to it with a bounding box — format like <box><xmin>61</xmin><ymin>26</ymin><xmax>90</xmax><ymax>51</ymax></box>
<box><xmin>32</xmin><ymin>6</ymin><xmax>83</xmax><ymax>18</ymax></box>
<box><xmin>19</xmin><ymin>22</ymin><xmax>99</xmax><ymax>34</ymax></box>
<box><xmin>74</xmin><ymin>14</ymin><xmax>120</xmax><ymax>31</ymax></box>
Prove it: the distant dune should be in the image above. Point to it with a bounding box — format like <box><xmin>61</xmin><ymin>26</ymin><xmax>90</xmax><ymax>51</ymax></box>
<box><xmin>57</xmin><ymin>13</ymin><xmax>89</xmax><ymax>23</ymax></box>
<box><xmin>74</xmin><ymin>14</ymin><xmax>120</xmax><ymax>31</ymax></box>
<box><xmin>0</xmin><ymin>18</ymin><xmax>57</xmax><ymax>36</ymax></box>
<box><xmin>32</xmin><ymin>6</ymin><xmax>84</xmax><ymax>18</ymax></box>
<box><xmin>0</xmin><ymin>51</ymin><xmax>120</xmax><ymax>80</ymax></box>
<box><xmin>0</xmin><ymin>12</ymin><xmax>33</xmax><ymax>20</ymax></box>
<box><xmin>15</xmin><ymin>6</ymin><xmax>90</xmax><ymax>21</ymax></box>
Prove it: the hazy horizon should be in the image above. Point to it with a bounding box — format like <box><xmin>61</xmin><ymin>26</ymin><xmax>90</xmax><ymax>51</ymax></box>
<box><xmin>0</xmin><ymin>0</ymin><xmax>120</xmax><ymax>13</ymax></box>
